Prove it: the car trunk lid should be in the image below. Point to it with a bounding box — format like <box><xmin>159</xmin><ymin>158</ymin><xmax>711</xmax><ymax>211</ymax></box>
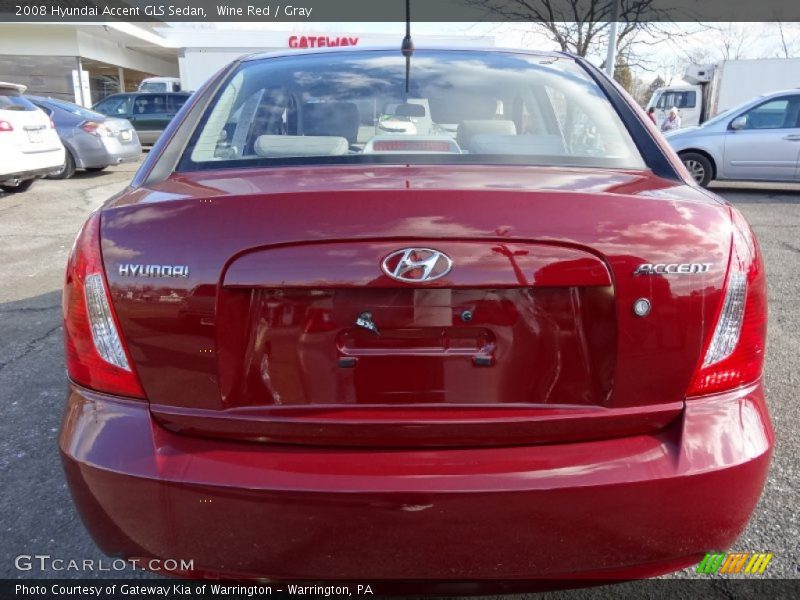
<box><xmin>102</xmin><ymin>117</ymin><xmax>138</xmax><ymax>145</ymax></box>
<box><xmin>0</xmin><ymin>105</ymin><xmax>60</xmax><ymax>153</ymax></box>
<box><xmin>102</xmin><ymin>165</ymin><xmax>730</xmax><ymax>447</ymax></box>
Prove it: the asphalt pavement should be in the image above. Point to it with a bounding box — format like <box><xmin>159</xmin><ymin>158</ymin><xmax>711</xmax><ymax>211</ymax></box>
<box><xmin>0</xmin><ymin>165</ymin><xmax>798</xmax><ymax>595</ymax></box>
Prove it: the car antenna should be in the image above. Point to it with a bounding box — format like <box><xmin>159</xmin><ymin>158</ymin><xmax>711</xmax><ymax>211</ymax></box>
<box><xmin>401</xmin><ymin>0</ymin><xmax>414</xmax><ymax>99</ymax></box>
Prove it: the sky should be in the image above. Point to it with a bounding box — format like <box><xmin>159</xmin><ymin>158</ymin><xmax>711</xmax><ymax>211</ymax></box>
<box><xmin>164</xmin><ymin>21</ymin><xmax>800</xmax><ymax>84</ymax></box>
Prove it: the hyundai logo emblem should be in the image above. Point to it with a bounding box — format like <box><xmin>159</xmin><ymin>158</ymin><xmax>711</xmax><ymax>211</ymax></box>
<box><xmin>381</xmin><ymin>248</ymin><xmax>453</xmax><ymax>283</ymax></box>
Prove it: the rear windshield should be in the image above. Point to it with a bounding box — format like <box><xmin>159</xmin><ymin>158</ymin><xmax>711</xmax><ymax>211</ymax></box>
<box><xmin>39</xmin><ymin>97</ymin><xmax>105</xmax><ymax>120</ymax></box>
<box><xmin>0</xmin><ymin>92</ymin><xmax>37</xmax><ymax>111</ymax></box>
<box><xmin>179</xmin><ymin>50</ymin><xmax>645</xmax><ymax>171</ymax></box>
<box><xmin>93</xmin><ymin>95</ymin><xmax>131</xmax><ymax>116</ymax></box>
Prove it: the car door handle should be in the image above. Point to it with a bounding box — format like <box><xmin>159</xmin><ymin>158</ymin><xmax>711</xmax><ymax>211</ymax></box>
<box><xmin>782</xmin><ymin>134</ymin><xmax>800</xmax><ymax>141</ymax></box>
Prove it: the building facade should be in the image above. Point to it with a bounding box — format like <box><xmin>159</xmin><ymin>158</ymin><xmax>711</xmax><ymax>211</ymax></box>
<box><xmin>0</xmin><ymin>23</ymin><xmax>493</xmax><ymax>105</ymax></box>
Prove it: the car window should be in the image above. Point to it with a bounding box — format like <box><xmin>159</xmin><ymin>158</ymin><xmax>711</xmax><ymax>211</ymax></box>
<box><xmin>700</xmin><ymin>107</ymin><xmax>735</xmax><ymax>128</ymax></box>
<box><xmin>132</xmin><ymin>94</ymin><xmax>168</xmax><ymax>115</ymax></box>
<box><xmin>95</xmin><ymin>96</ymin><xmax>131</xmax><ymax>115</ymax></box>
<box><xmin>656</xmin><ymin>91</ymin><xmax>696</xmax><ymax>110</ymax></box>
<box><xmin>181</xmin><ymin>50</ymin><xmax>644</xmax><ymax>171</ymax></box>
<box><xmin>0</xmin><ymin>93</ymin><xmax>38</xmax><ymax>111</ymax></box>
<box><xmin>740</xmin><ymin>96</ymin><xmax>800</xmax><ymax>129</ymax></box>
<box><xmin>167</xmin><ymin>95</ymin><xmax>188</xmax><ymax>113</ymax></box>
<box><xmin>140</xmin><ymin>82</ymin><xmax>167</xmax><ymax>93</ymax></box>
<box><xmin>547</xmin><ymin>86</ymin><xmax>631</xmax><ymax>157</ymax></box>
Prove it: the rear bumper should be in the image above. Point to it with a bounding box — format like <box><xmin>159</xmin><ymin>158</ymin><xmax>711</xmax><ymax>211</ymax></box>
<box><xmin>60</xmin><ymin>381</ymin><xmax>773</xmax><ymax>583</ymax></box>
<box><xmin>0</xmin><ymin>147</ymin><xmax>64</xmax><ymax>181</ymax></box>
<box><xmin>71</xmin><ymin>136</ymin><xmax>142</xmax><ymax>169</ymax></box>
<box><xmin>0</xmin><ymin>166</ymin><xmax>56</xmax><ymax>184</ymax></box>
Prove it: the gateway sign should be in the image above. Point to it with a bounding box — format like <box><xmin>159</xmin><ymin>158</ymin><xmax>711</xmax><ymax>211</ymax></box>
<box><xmin>288</xmin><ymin>36</ymin><xmax>360</xmax><ymax>48</ymax></box>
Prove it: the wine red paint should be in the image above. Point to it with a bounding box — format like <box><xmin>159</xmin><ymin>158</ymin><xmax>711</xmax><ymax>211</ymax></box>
<box><xmin>59</xmin><ymin>48</ymin><xmax>773</xmax><ymax>588</ymax></box>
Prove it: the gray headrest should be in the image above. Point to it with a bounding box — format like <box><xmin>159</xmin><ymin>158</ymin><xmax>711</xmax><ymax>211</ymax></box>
<box><xmin>468</xmin><ymin>134</ymin><xmax>566</xmax><ymax>156</ymax></box>
<box><xmin>457</xmin><ymin>120</ymin><xmax>517</xmax><ymax>149</ymax></box>
<box><xmin>254</xmin><ymin>135</ymin><xmax>349</xmax><ymax>157</ymax></box>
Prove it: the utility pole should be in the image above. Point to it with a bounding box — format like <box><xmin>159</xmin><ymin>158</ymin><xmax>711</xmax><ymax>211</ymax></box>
<box><xmin>605</xmin><ymin>0</ymin><xmax>620</xmax><ymax>77</ymax></box>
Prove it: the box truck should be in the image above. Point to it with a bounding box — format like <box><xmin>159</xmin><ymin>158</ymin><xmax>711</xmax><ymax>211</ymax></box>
<box><xmin>646</xmin><ymin>58</ymin><xmax>800</xmax><ymax>128</ymax></box>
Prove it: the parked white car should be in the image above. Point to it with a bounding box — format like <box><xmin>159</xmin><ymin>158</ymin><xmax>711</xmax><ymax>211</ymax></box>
<box><xmin>0</xmin><ymin>82</ymin><xmax>65</xmax><ymax>193</ymax></box>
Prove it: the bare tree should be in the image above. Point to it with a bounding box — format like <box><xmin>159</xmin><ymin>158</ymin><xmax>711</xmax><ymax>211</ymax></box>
<box><xmin>646</xmin><ymin>75</ymin><xmax>664</xmax><ymax>97</ymax></box>
<box><xmin>665</xmin><ymin>22</ymin><xmax>789</xmax><ymax>73</ymax></box>
<box><xmin>775</xmin><ymin>22</ymin><xmax>800</xmax><ymax>58</ymax></box>
<box><xmin>712</xmin><ymin>23</ymin><xmax>754</xmax><ymax>60</ymax></box>
<box><xmin>613</xmin><ymin>58</ymin><xmax>634</xmax><ymax>91</ymax></box>
<box><xmin>464</xmin><ymin>0</ymin><xmax>675</xmax><ymax>58</ymax></box>
<box><xmin>628</xmin><ymin>71</ymin><xmax>654</xmax><ymax>106</ymax></box>
<box><xmin>777</xmin><ymin>22</ymin><xmax>790</xmax><ymax>58</ymax></box>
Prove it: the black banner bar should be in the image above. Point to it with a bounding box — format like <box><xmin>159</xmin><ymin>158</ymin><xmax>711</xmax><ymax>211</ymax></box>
<box><xmin>3</xmin><ymin>579</ymin><xmax>800</xmax><ymax>599</ymax></box>
<box><xmin>2</xmin><ymin>0</ymin><xmax>800</xmax><ymax>23</ymax></box>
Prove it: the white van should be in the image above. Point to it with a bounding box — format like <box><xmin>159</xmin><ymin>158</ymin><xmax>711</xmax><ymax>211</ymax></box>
<box><xmin>647</xmin><ymin>58</ymin><xmax>800</xmax><ymax>128</ymax></box>
<box><xmin>138</xmin><ymin>77</ymin><xmax>182</xmax><ymax>93</ymax></box>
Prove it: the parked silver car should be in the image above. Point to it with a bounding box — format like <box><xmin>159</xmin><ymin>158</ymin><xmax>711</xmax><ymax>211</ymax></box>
<box><xmin>27</xmin><ymin>96</ymin><xmax>141</xmax><ymax>179</ymax></box>
<box><xmin>665</xmin><ymin>89</ymin><xmax>800</xmax><ymax>187</ymax></box>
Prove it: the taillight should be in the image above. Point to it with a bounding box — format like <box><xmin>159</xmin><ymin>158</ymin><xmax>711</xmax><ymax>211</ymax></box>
<box><xmin>81</xmin><ymin>121</ymin><xmax>111</xmax><ymax>137</ymax></box>
<box><xmin>372</xmin><ymin>140</ymin><xmax>453</xmax><ymax>152</ymax></box>
<box><xmin>688</xmin><ymin>208</ymin><xmax>767</xmax><ymax>396</ymax></box>
<box><xmin>63</xmin><ymin>212</ymin><xmax>145</xmax><ymax>398</ymax></box>
<box><xmin>0</xmin><ymin>120</ymin><xmax>13</xmax><ymax>132</ymax></box>
<box><xmin>50</xmin><ymin>118</ymin><xmax>56</xmax><ymax>129</ymax></box>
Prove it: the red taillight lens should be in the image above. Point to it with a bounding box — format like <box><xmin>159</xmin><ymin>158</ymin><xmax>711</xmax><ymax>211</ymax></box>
<box><xmin>688</xmin><ymin>208</ymin><xmax>767</xmax><ymax>396</ymax></box>
<box><xmin>0</xmin><ymin>120</ymin><xmax>13</xmax><ymax>132</ymax></box>
<box><xmin>50</xmin><ymin>118</ymin><xmax>56</xmax><ymax>129</ymax></box>
<box><xmin>63</xmin><ymin>212</ymin><xmax>145</xmax><ymax>399</ymax></box>
<box><xmin>372</xmin><ymin>140</ymin><xmax>453</xmax><ymax>152</ymax></box>
<box><xmin>81</xmin><ymin>121</ymin><xmax>110</xmax><ymax>137</ymax></box>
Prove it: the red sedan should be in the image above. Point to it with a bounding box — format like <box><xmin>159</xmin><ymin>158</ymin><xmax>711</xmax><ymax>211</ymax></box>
<box><xmin>59</xmin><ymin>48</ymin><xmax>772</xmax><ymax>587</ymax></box>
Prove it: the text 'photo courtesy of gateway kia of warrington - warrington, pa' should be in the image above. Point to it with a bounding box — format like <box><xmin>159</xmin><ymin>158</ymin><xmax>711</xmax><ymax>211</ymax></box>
<box><xmin>1</xmin><ymin>1</ymin><xmax>800</xmax><ymax>599</ymax></box>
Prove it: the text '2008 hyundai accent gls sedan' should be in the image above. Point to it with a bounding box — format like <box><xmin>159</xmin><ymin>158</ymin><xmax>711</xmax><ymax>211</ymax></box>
<box><xmin>59</xmin><ymin>48</ymin><xmax>772</xmax><ymax>587</ymax></box>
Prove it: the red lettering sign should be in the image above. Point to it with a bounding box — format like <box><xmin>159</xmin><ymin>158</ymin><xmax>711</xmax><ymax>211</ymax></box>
<box><xmin>288</xmin><ymin>36</ymin><xmax>360</xmax><ymax>49</ymax></box>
